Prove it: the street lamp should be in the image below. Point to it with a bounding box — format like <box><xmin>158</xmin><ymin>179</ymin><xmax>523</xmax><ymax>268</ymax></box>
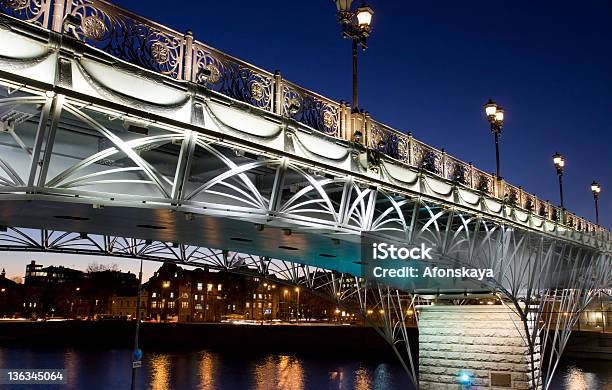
<box><xmin>333</xmin><ymin>1</ymin><xmax>374</xmax><ymax>112</ymax></box>
<box><xmin>591</xmin><ymin>181</ymin><xmax>601</xmax><ymax>225</ymax></box>
<box><xmin>483</xmin><ymin>98</ymin><xmax>505</xmax><ymax>179</ymax></box>
<box><xmin>294</xmin><ymin>287</ymin><xmax>300</xmax><ymax>321</ymax></box>
<box><xmin>552</xmin><ymin>152</ymin><xmax>565</xmax><ymax>215</ymax></box>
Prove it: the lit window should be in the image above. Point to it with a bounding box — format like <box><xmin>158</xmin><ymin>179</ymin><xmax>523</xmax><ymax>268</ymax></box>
<box><xmin>181</xmin><ymin>301</ymin><xmax>189</xmax><ymax>309</ymax></box>
<box><xmin>197</xmin><ymin>283</ymin><xmax>203</xmax><ymax>291</ymax></box>
<box><xmin>194</xmin><ymin>294</ymin><xmax>198</xmax><ymax>300</ymax></box>
<box><xmin>170</xmin><ymin>292</ymin><xmax>174</xmax><ymax>298</ymax></box>
<box><xmin>253</xmin><ymin>294</ymin><xmax>256</xmax><ymax>299</ymax></box>
<box><xmin>258</xmin><ymin>294</ymin><xmax>262</xmax><ymax>299</ymax></box>
<box><xmin>182</xmin><ymin>292</ymin><xmax>188</xmax><ymax>299</ymax></box>
<box><xmin>246</xmin><ymin>302</ymin><xmax>250</xmax><ymax>308</ymax></box>
<box><xmin>217</xmin><ymin>284</ymin><xmax>222</xmax><ymax>291</ymax></box>
<box><xmin>151</xmin><ymin>301</ymin><xmax>157</xmax><ymax>309</ymax></box>
<box><xmin>207</xmin><ymin>283</ymin><xmax>213</xmax><ymax>292</ymax></box>
<box><xmin>195</xmin><ymin>304</ymin><xmax>202</xmax><ymax>310</ymax></box>
<box><xmin>152</xmin><ymin>292</ymin><xmax>157</xmax><ymax>298</ymax></box>
<box><xmin>258</xmin><ymin>302</ymin><xmax>262</xmax><ymax>308</ymax></box>
<box><xmin>168</xmin><ymin>301</ymin><xmax>175</xmax><ymax>309</ymax></box>
<box><xmin>162</xmin><ymin>281</ymin><xmax>170</xmax><ymax>288</ymax></box>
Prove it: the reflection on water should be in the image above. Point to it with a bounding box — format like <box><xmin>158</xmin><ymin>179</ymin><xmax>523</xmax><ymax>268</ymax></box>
<box><xmin>199</xmin><ymin>351</ymin><xmax>217</xmax><ymax>390</ymax></box>
<box><xmin>354</xmin><ymin>367</ymin><xmax>371</xmax><ymax>390</ymax></box>
<box><xmin>552</xmin><ymin>360</ymin><xmax>612</xmax><ymax>390</ymax></box>
<box><xmin>253</xmin><ymin>355</ymin><xmax>304</xmax><ymax>390</ymax></box>
<box><xmin>149</xmin><ymin>354</ymin><xmax>171</xmax><ymax>390</ymax></box>
<box><xmin>0</xmin><ymin>347</ymin><xmax>609</xmax><ymax>390</ymax></box>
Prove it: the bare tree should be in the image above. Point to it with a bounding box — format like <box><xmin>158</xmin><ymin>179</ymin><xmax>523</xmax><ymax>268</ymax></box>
<box><xmin>86</xmin><ymin>262</ymin><xmax>119</xmax><ymax>273</ymax></box>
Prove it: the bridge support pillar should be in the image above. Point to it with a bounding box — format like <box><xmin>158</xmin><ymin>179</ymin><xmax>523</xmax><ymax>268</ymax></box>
<box><xmin>418</xmin><ymin>305</ymin><xmax>540</xmax><ymax>390</ymax></box>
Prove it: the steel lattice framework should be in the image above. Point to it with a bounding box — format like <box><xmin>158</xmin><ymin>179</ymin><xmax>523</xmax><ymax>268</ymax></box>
<box><xmin>0</xmin><ymin>7</ymin><xmax>610</xmax><ymax>390</ymax></box>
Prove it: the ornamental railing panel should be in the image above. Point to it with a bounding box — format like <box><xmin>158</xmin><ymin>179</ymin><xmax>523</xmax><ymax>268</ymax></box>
<box><xmin>0</xmin><ymin>0</ymin><xmax>51</xmax><ymax>28</ymax></box>
<box><xmin>282</xmin><ymin>80</ymin><xmax>341</xmax><ymax>136</ymax></box>
<box><xmin>64</xmin><ymin>0</ymin><xmax>185</xmax><ymax>79</ymax></box>
<box><xmin>369</xmin><ymin>120</ymin><xmax>409</xmax><ymax>163</ymax></box>
<box><xmin>191</xmin><ymin>40</ymin><xmax>275</xmax><ymax>112</ymax></box>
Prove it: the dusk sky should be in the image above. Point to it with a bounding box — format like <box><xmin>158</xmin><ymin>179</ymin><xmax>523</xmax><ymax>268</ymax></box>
<box><xmin>2</xmin><ymin>1</ymin><xmax>610</xmax><ymax>279</ymax></box>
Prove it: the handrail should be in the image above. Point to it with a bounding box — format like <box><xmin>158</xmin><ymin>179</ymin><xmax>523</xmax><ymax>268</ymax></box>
<box><xmin>0</xmin><ymin>0</ymin><xmax>607</xmax><ymax>237</ymax></box>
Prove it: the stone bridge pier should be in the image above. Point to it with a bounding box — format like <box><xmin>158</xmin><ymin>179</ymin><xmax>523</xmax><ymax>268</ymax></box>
<box><xmin>418</xmin><ymin>305</ymin><xmax>540</xmax><ymax>390</ymax></box>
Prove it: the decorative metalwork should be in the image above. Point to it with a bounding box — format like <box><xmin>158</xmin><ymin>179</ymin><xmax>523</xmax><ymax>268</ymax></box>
<box><xmin>476</xmin><ymin>171</ymin><xmax>492</xmax><ymax>193</ymax></box>
<box><xmin>322</xmin><ymin>110</ymin><xmax>334</xmax><ymax>129</ymax></box>
<box><xmin>282</xmin><ymin>83</ymin><xmax>340</xmax><ymax>135</ymax></box>
<box><xmin>4</xmin><ymin>0</ymin><xmax>28</xmax><ymax>10</ymax></box>
<box><xmin>369</xmin><ymin>122</ymin><xmax>402</xmax><ymax>161</ymax></box>
<box><xmin>192</xmin><ymin>42</ymin><xmax>273</xmax><ymax>111</ymax></box>
<box><xmin>66</xmin><ymin>0</ymin><xmax>184</xmax><ymax>79</ymax></box>
<box><xmin>80</xmin><ymin>14</ymin><xmax>106</xmax><ymax>40</ymax></box>
<box><xmin>249</xmin><ymin>81</ymin><xmax>264</xmax><ymax>102</ymax></box>
<box><xmin>505</xmin><ymin>184</ymin><xmax>519</xmax><ymax>206</ymax></box>
<box><xmin>149</xmin><ymin>41</ymin><xmax>169</xmax><ymax>64</ymax></box>
<box><xmin>421</xmin><ymin>149</ymin><xmax>441</xmax><ymax>175</ymax></box>
<box><xmin>0</xmin><ymin>0</ymin><xmax>49</xmax><ymax>27</ymax></box>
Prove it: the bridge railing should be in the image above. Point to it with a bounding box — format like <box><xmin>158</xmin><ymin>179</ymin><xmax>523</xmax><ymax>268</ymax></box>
<box><xmin>281</xmin><ymin>80</ymin><xmax>343</xmax><ymax>137</ymax></box>
<box><xmin>190</xmin><ymin>39</ymin><xmax>276</xmax><ymax>112</ymax></box>
<box><xmin>0</xmin><ymin>0</ymin><xmax>607</xmax><ymax>237</ymax></box>
<box><xmin>0</xmin><ymin>0</ymin><xmax>51</xmax><ymax>28</ymax></box>
<box><xmin>62</xmin><ymin>0</ymin><xmax>186</xmax><ymax>80</ymax></box>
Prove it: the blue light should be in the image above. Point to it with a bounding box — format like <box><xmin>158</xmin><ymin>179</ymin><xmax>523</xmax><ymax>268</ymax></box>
<box><xmin>458</xmin><ymin>371</ymin><xmax>473</xmax><ymax>386</ymax></box>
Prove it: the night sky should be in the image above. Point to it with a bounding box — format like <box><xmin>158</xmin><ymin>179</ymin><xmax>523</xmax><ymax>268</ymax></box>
<box><xmin>111</xmin><ymin>0</ymin><xmax>610</xmax><ymax>227</ymax></box>
<box><xmin>2</xmin><ymin>1</ymin><xmax>611</xmax><ymax>279</ymax></box>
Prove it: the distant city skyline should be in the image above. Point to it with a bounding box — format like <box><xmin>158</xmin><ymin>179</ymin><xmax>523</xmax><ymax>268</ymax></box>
<box><xmin>0</xmin><ymin>252</ymin><xmax>164</xmax><ymax>282</ymax></box>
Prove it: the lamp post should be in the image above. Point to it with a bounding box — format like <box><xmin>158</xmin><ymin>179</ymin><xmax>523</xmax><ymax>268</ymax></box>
<box><xmin>333</xmin><ymin>1</ymin><xmax>374</xmax><ymax>112</ymax></box>
<box><xmin>591</xmin><ymin>181</ymin><xmax>601</xmax><ymax>225</ymax></box>
<box><xmin>483</xmin><ymin>99</ymin><xmax>505</xmax><ymax>179</ymax></box>
<box><xmin>130</xmin><ymin>258</ymin><xmax>143</xmax><ymax>390</ymax></box>
<box><xmin>295</xmin><ymin>287</ymin><xmax>300</xmax><ymax>322</ymax></box>
<box><xmin>552</xmin><ymin>152</ymin><xmax>565</xmax><ymax>222</ymax></box>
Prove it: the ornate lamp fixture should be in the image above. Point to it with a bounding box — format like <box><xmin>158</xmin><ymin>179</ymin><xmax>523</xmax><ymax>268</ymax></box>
<box><xmin>591</xmin><ymin>181</ymin><xmax>601</xmax><ymax>225</ymax></box>
<box><xmin>552</xmin><ymin>152</ymin><xmax>565</xmax><ymax>211</ymax></box>
<box><xmin>333</xmin><ymin>1</ymin><xmax>374</xmax><ymax>112</ymax></box>
<box><xmin>483</xmin><ymin>98</ymin><xmax>505</xmax><ymax>179</ymax></box>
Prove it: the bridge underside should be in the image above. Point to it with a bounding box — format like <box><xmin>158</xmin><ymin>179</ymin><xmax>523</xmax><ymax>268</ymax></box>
<box><xmin>0</xmin><ymin>198</ymin><xmax>361</xmax><ymax>275</ymax></box>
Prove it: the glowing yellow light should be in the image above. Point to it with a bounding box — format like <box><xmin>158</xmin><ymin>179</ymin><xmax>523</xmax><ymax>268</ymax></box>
<box><xmin>356</xmin><ymin>6</ymin><xmax>374</xmax><ymax>28</ymax></box>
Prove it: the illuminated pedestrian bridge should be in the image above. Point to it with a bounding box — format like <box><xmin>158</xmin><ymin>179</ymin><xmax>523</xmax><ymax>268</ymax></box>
<box><xmin>0</xmin><ymin>2</ymin><xmax>610</xmax><ymax>389</ymax></box>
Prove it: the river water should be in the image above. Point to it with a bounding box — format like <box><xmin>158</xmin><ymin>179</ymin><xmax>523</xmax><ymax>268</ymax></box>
<box><xmin>0</xmin><ymin>347</ymin><xmax>609</xmax><ymax>389</ymax></box>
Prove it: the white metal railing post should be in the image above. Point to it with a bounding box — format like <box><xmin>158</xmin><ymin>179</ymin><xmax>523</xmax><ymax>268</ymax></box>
<box><xmin>183</xmin><ymin>30</ymin><xmax>193</xmax><ymax>82</ymax></box>
<box><xmin>51</xmin><ymin>0</ymin><xmax>66</xmax><ymax>32</ymax></box>
<box><xmin>364</xmin><ymin>112</ymin><xmax>371</xmax><ymax>149</ymax></box>
<box><xmin>407</xmin><ymin>133</ymin><xmax>414</xmax><ymax>166</ymax></box>
<box><xmin>274</xmin><ymin>70</ymin><xmax>283</xmax><ymax>115</ymax></box>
